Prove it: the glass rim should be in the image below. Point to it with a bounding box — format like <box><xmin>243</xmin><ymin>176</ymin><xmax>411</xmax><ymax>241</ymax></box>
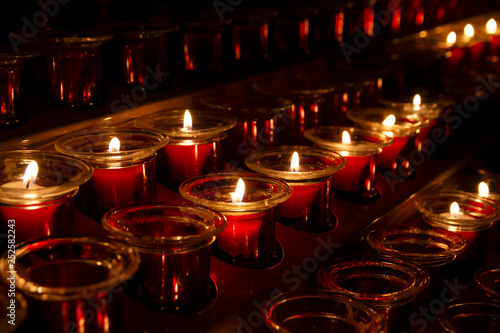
<box><xmin>39</xmin><ymin>30</ymin><xmax>113</xmax><ymax>46</ymax></box>
<box><xmin>474</xmin><ymin>267</ymin><xmax>500</xmax><ymax>298</ymax></box>
<box><xmin>347</xmin><ymin>107</ymin><xmax>430</xmax><ymax>135</ymax></box>
<box><xmin>415</xmin><ymin>189</ymin><xmax>500</xmax><ymax>231</ymax></box>
<box><xmin>366</xmin><ymin>226</ymin><xmax>468</xmax><ymax>266</ymax></box>
<box><xmin>179</xmin><ymin>172</ymin><xmax>293</xmax><ymax>213</ymax></box>
<box><xmin>317</xmin><ymin>255</ymin><xmax>430</xmax><ymax>308</ymax></box>
<box><xmin>263</xmin><ymin>289</ymin><xmax>387</xmax><ymax>333</ymax></box>
<box><xmin>245</xmin><ymin>146</ymin><xmax>346</xmax><ymax>181</ymax></box>
<box><xmin>0</xmin><ymin>235</ymin><xmax>140</xmax><ymax>301</ymax></box>
<box><xmin>102</xmin><ymin>202</ymin><xmax>227</xmax><ymax>251</ymax></box>
<box><xmin>438</xmin><ymin>301</ymin><xmax>500</xmax><ymax>332</ymax></box>
<box><xmin>304</xmin><ymin>126</ymin><xmax>394</xmax><ymax>153</ymax></box>
<box><xmin>55</xmin><ymin>127</ymin><xmax>169</xmax><ymax>167</ymax></box>
<box><xmin>0</xmin><ymin>150</ymin><xmax>93</xmax><ymax>204</ymax></box>
<box><xmin>134</xmin><ymin>109</ymin><xmax>237</xmax><ymax>142</ymax></box>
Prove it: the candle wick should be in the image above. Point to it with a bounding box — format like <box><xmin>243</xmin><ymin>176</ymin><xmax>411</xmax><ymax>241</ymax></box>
<box><xmin>25</xmin><ymin>180</ymin><xmax>31</xmax><ymax>189</ymax></box>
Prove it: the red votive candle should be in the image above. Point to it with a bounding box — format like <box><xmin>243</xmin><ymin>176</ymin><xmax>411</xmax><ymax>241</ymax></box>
<box><xmin>305</xmin><ymin>126</ymin><xmax>393</xmax><ymax>203</ymax></box>
<box><xmin>0</xmin><ymin>236</ymin><xmax>139</xmax><ymax>333</ymax></box>
<box><xmin>0</xmin><ymin>150</ymin><xmax>92</xmax><ymax>242</ymax></box>
<box><xmin>103</xmin><ymin>202</ymin><xmax>226</xmax><ymax>312</ymax></box>
<box><xmin>347</xmin><ymin>107</ymin><xmax>428</xmax><ymax>176</ymax></box>
<box><xmin>180</xmin><ymin>173</ymin><xmax>292</xmax><ymax>268</ymax></box>
<box><xmin>135</xmin><ymin>109</ymin><xmax>236</xmax><ymax>191</ymax></box>
<box><xmin>200</xmin><ymin>94</ymin><xmax>291</xmax><ymax>165</ymax></box>
<box><xmin>55</xmin><ymin>127</ymin><xmax>168</xmax><ymax>221</ymax></box>
<box><xmin>39</xmin><ymin>31</ymin><xmax>112</xmax><ymax>108</ymax></box>
<box><xmin>245</xmin><ymin>146</ymin><xmax>345</xmax><ymax>233</ymax></box>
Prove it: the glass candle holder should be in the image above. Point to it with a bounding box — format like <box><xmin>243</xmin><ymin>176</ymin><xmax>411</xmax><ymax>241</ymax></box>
<box><xmin>135</xmin><ymin>109</ymin><xmax>236</xmax><ymax>191</ymax></box>
<box><xmin>0</xmin><ymin>49</ymin><xmax>38</xmax><ymax>129</ymax></box>
<box><xmin>199</xmin><ymin>94</ymin><xmax>291</xmax><ymax>165</ymax></box>
<box><xmin>439</xmin><ymin>301</ymin><xmax>500</xmax><ymax>332</ymax></box>
<box><xmin>109</xmin><ymin>23</ymin><xmax>177</xmax><ymax>89</ymax></box>
<box><xmin>0</xmin><ymin>235</ymin><xmax>140</xmax><ymax>333</ymax></box>
<box><xmin>317</xmin><ymin>255</ymin><xmax>430</xmax><ymax>326</ymax></box>
<box><xmin>474</xmin><ymin>268</ymin><xmax>500</xmax><ymax>299</ymax></box>
<box><xmin>245</xmin><ymin>146</ymin><xmax>345</xmax><ymax>233</ymax></box>
<box><xmin>179</xmin><ymin>173</ymin><xmax>292</xmax><ymax>269</ymax></box>
<box><xmin>55</xmin><ymin>127</ymin><xmax>168</xmax><ymax>221</ymax></box>
<box><xmin>0</xmin><ymin>150</ymin><xmax>93</xmax><ymax>242</ymax></box>
<box><xmin>263</xmin><ymin>290</ymin><xmax>387</xmax><ymax>333</ymax></box>
<box><xmin>230</xmin><ymin>8</ymin><xmax>276</xmax><ymax>63</ymax></box>
<box><xmin>415</xmin><ymin>189</ymin><xmax>499</xmax><ymax>246</ymax></box>
<box><xmin>367</xmin><ymin>226</ymin><xmax>468</xmax><ymax>267</ymax></box>
<box><xmin>102</xmin><ymin>202</ymin><xmax>226</xmax><ymax>312</ymax></box>
<box><xmin>304</xmin><ymin>126</ymin><xmax>393</xmax><ymax>202</ymax></box>
<box><xmin>181</xmin><ymin>19</ymin><xmax>225</xmax><ymax>74</ymax></box>
<box><xmin>38</xmin><ymin>30</ymin><xmax>112</xmax><ymax>108</ymax></box>
<box><xmin>271</xmin><ymin>6</ymin><xmax>312</xmax><ymax>55</ymax></box>
<box><xmin>347</xmin><ymin>107</ymin><xmax>429</xmax><ymax>175</ymax></box>
<box><xmin>252</xmin><ymin>76</ymin><xmax>335</xmax><ymax>145</ymax></box>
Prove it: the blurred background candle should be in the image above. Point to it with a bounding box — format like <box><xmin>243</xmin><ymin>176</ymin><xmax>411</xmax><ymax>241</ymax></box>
<box><xmin>0</xmin><ymin>150</ymin><xmax>92</xmax><ymax>242</ymax></box>
<box><xmin>486</xmin><ymin>18</ymin><xmax>500</xmax><ymax>61</ymax></box>
<box><xmin>135</xmin><ymin>109</ymin><xmax>236</xmax><ymax>191</ymax></box>
<box><xmin>305</xmin><ymin>126</ymin><xmax>392</xmax><ymax>202</ymax></box>
<box><xmin>245</xmin><ymin>146</ymin><xmax>345</xmax><ymax>233</ymax></box>
<box><xmin>103</xmin><ymin>203</ymin><xmax>226</xmax><ymax>312</ymax></box>
<box><xmin>55</xmin><ymin>127</ymin><xmax>168</xmax><ymax>221</ymax></box>
<box><xmin>180</xmin><ymin>173</ymin><xmax>291</xmax><ymax>268</ymax></box>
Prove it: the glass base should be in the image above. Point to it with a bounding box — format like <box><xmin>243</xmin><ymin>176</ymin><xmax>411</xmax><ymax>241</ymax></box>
<box><xmin>278</xmin><ymin>212</ymin><xmax>338</xmax><ymax>233</ymax></box>
<box><xmin>0</xmin><ymin>114</ymin><xmax>26</xmax><ymax>130</ymax></box>
<box><xmin>333</xmin><ymin>187</ymin><xmax>381</xmax><ymax>204</ymax></box>
<box><xmin>212</xmin><ymin>240</ymin><xmax>284</xmax><ymax>269</ymax></box>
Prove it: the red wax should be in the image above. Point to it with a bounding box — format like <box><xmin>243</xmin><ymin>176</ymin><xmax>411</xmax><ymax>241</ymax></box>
<box><xmin>215</xmin><ymin>211</ymin><xmax>272</xmax><ymax>261</ymax></box>
<box><xmin>332</xmin><ymin>155</ymin><xmax>375</xmax><ymax>192</ymax></box>
<box><xmin>279</xmin><ymin>182</ymin><xmax>322</xmax><ymax>218</ymax></box>
<box><xmin>469</xmin><ymin>42</ymin><xmax>486</xmax><ymax>65</ymax></box>
<box><xmin>378</xmin><ymin>136</ymin><xmax>409</xmax><ymax>170</ymax></box>
<box><xmin>0</xmin><ymin>197</ymin><xmax>75</xmax><ymax>242</ymax></box>
<box><xmin>447</xmin><ymin>47</ymin><xmax>466</xmax><ymax>76</ymax></box>
<box><xmin>91</xmin><ymin>165</ymin><xmax>142</xmax><ymax>209</ymax></box>
<box><xmin>456</xmin><ymin>230</ymin><xmax>479</xmax><ymax>248</ymax></box>
<box><xmin>162</xmin><ymin>143</ymin><xmax>214</xmax><ymax>182</ymax></box>
<box><xmin>488</xmin><ymin>35</ymin><xmax>500</xmax><ymax>58</ymax></box>
<box><xmin>415</xmin><ymin>120</ymin><xmax>435</xmax><ymax>152</ymax></box>
<box><xmin>120</xmin><ymin>41</ymin><xmax>168</xmax><ymax>88</ymax></box>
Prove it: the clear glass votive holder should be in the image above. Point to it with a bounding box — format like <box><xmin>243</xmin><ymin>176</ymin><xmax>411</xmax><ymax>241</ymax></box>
<box><xmin>0</xmin><ymin>150</ymin><xmax>93</xmax><ymax>242</ymax></box>
<box><xmin>245</xmin><ymin>146</ymin><xmax>345</xmax><ymax>233</ymax></box>
<box><xmin>475</xmin><ymin>267</ymin><xmax>500</xmax><ymax>299</ymax></box>
<box><xmin>252</xmin><ymin>76</ymin><xmax>335</xmax><ymax>145</ymax></box>
<box><xmin>439</xmin><ymin>301</ymin><xmax>500</xmax><ymax>332</ymax></box>
<box><xmin>317</xmin><ymin>255</ymin><xmax>430</xmax><ymax>326</ymax></box>
<box><xmin>109</xmin><ymin>23</ymin><xmax>177</xmax><ymax>89</ymax></box>
<box><xmin>38</xmin><ymin>30</ymin><xmax>112</xmax><ymax>108</ymax></box>
<box><xmin>179</xmin><ymin>173</ymin><xmax>292</xmax><ymax>269</ymax></box>
<box><xmin>367</xmin><ymin>226</ymin><xmax>468</xmax><ymax>267</ymax></box>
<box><xmin>0</xmin><ymin>235</ymin><xmax>140</xmax><ymax>333</ymax></box>
<box><xmin>0</xmin><ymin>49</ymin><xmax>39</xmax><ymax>129</ymax></box>
<box><xmin>102</xmin><ymin>202</ymin><xmax>226</xmax><ymax>312</ymax></box>
<box><xmin>415</xmin><ymin>189</ymin><xmax>499</xmax><ymax>247</ymax></box>
<box><xmin>199</xmin><ymin>94</ymin><xmax>291</xmax><ymax>165</ymax></box>
<box><xmin>304</xmin><ymin>126</ymin><xmax>393</xmax><ymax>202</ymax></box>
<box><xmin>347</xmin><ymin>107</ymin><xmax>429</xmax><ymax>176</ymax></box>
<box><xmin>262</xmin><ymin>290</ymin><xmax>387</xmax><ymax>333</ymax></box>
<box><xmin>271</xmin><ymin>6</ymin><xmax>312</xmax><ymax>55</ymax></box>
<box><xmin>55</xmin><ymin>127</ymin><xmax>168</xmax><ymax>221</ymax></box>
<box><xmin>135</xmin><ymin>109</ymin><xmax>236</xmax><ymax>191</ymax></box>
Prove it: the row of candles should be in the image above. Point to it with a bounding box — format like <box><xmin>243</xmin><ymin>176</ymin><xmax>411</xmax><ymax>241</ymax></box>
<box><xmin>1</xmin><ymin>85</ymin><xmax>500</xmax><ymax>331</ymax></box>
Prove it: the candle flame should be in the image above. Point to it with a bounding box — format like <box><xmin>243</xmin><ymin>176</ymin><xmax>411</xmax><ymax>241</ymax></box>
<box><xmin>487</xmin><ymin>19</ymin><xmax>497</xmax><ymax>34</ymax></box>
<box><xmin>413</xmin><ymin>94</ymin><xmax>421</xmax><ymax>111</ymax></box>
<box><xmin>183</xmin><ymin>109</ymin><xmax>193</xmax><ymax>130</ymax></box>
<box><xmin>22</xmin><ymin>161</ymin><xmax>38</xmax><ymax>189</ymax></box>
<box><xmin>478</xmin><ymin>182</ymin><xmax>489</xmax><ymax>197</ymax></box>
<box><xmin>290</xmin><ymin>151</ymin><xmax>300</xmax><ymax>172</ymax></box>
<box><xmin>342</xmin><ymin>131</ymin><xmax>351</xmax><ymax>144</ymax></box>
<box><xmin>230</xmin><ymin>178</ymin><xmax>245</xmax><ymax>203</ymax></box>
<box><xmin>450</xmin><ymin>202</ymin><xmax>460</xmax><ymax>218</ymax></box>
<box><xmin>382</xmin><ymin>114</ymin><xmax>396</xmax><ymax>127</ymax></box>
<box><xmin>464</xmin><ymin>24</ymin><xmax>474</xmax><ymax>38</ymax></box>
<box><xmin>109</xmin><ymin>137</ymin><xmax>120</xmax><ymax>152</ymax></box>
<box><xmin>446</xmin><ymin>31</ymin><xmax>457</xmax><ymax>46</ymax></box>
